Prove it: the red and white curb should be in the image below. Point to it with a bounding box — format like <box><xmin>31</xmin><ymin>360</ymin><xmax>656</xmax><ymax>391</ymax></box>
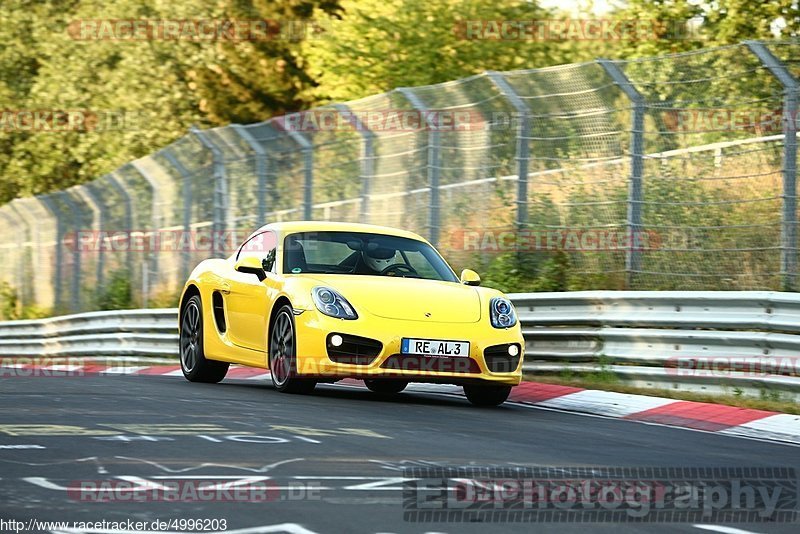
<box><xmin>4</xmin><ymin>363</ymin><xmax>800</xmax><ymax>446</ymax></box>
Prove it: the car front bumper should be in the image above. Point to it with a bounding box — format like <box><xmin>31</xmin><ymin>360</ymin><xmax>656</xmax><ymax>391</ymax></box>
<box><xmin>292</xmin><ymin>309</ymin><xmax>524</xmax><ymax>385</ymax></box>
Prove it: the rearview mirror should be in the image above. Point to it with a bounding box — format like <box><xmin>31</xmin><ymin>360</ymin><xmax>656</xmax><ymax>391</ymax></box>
<box><xmin>460</xmin><ymin>268</ymin><xmax>481</xmax><ymax>286</ymax></box>
<box><xmin>234</xmin><ymin>256</ymin><xmax>266</xmax><ymax>281</ymax></box>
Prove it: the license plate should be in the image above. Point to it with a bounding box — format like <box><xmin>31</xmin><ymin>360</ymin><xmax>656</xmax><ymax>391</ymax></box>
<box><xmin>401</xmin><ymin>338</ymin><xmax>470</xmax><ymax>358</ymax></box>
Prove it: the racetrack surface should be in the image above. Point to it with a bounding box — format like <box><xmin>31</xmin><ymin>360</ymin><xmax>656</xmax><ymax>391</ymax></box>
<box><xmin>0</xmin><ymin>373</ymin><xmax>798</xmax><ymax>534</ymax></box>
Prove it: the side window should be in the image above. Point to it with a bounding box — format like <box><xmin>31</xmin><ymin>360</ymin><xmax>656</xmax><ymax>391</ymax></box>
<box><xmin>262</xmin><ymin>248</ymin><xmax>276</xmax><ymax>272</ymax></box>
<box><xmin>237</xmin><ymin>231</ymin><xmax>277</xmax><ymax>273</ymax></box>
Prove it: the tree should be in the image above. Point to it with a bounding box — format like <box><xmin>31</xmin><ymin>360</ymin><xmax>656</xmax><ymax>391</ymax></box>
<box><xmin>300</xmin><ymin>0</ymin><xmax>569</xmax><ymax>104</ymax></box>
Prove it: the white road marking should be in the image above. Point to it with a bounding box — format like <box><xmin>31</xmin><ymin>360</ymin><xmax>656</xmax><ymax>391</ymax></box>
<box><xmin>534</xmin><ymin>389</ymin><xmax>677</xmax><ymax>417</ymax></box>
<box><xmin>112</xmin><ymin>456</ymin><xmax>305</xmax><ymax>473</ymax></box>
<box><xmin>693</xmin><ymin>525</ymin><xmax>765</xmax><ymax>534</ymax></box>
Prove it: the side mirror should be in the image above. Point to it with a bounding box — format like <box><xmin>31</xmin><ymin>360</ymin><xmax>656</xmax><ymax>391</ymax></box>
<box><xmin>234</xmin><ymin>256</ymin><xmax>266</xmax><ymax>281</ymax></box>
<box><xmin>460</xmin><ymin>268</ymin><xmax>481</xmax><ymax>286</ymax></box>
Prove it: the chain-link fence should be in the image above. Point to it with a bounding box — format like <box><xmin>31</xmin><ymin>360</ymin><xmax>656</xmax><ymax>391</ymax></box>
<box><xmin>2</xmin><ymin>40</ymin><xmax>800</xmax><ymax>316</ymax></box>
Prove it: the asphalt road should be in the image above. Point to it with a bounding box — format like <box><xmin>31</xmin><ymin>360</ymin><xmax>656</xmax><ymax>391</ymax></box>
<box><xmin>0</xmin><ymin>373</ymin><xmax>798</xmax><ymax>534</ymax></box>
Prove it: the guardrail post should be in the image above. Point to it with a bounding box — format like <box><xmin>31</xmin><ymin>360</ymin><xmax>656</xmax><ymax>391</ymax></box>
<box><xmin>162</xmin><ymin>151</ymin><xmax>193</xmax><ymax>280</ymax></box>
<box><xmin>334</xmin><ymin>104</ymin><xmax>375</xmax><ymax>222</ymax></box>
<box><xmin>232</xmin><ymin>125</ymin><xmax>270</xmax><ymax>226</ymax></box>
<box><xmin>487</xmin><ymin>71</ymin><xmax>531</xmax><ymax>230</ymax></box>
<box><xmin>745</xmin><ymin>41</ymin><xmax>800</xmax><ymax>291</ymax></box>
<box><xmin>598</xmin><ymin>59</ymin><xmax>645</xmax><ymax>289</ymax></box>
<box><xmin>397</xmin><ymin>88</ymin><xmax>441</xmax><ymax>245</ymax></box>
<box><xmin>274</xmin><ymin>118</ymin><xmax>313</xmax><ymax>220</ymax></box>
<box><xmin>191</xmin><ymin>128</ymin><xmax>229</xmax><ymax>258</ymax></box>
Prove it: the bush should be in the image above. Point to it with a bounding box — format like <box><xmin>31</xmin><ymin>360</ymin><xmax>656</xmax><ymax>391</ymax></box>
<box><xmin>97</xmin><ymin>270</ymin><xmax>133</xmax><ymax>310</ymax></box>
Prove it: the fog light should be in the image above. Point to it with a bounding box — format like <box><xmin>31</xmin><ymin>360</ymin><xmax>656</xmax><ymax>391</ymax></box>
<box><xmin>508</xmin><ymin>344</ymin><xmax>519</xmax><ymax>357</ymax></box>
<box><xmin>331</xmin><ymin>334</ymin><xmax>343</xmax><ymax>347</ymax></box>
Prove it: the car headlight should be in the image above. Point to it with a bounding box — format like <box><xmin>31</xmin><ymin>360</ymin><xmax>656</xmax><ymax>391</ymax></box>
<box><xmin>490</xmin><ymin>297</ymin><xmax>517</xmax><ymax>328</ymax></box>
<box><xmin>312</xmin><ymin>286</ymin><xmax>358</xmax><ymax>320</ymax></box>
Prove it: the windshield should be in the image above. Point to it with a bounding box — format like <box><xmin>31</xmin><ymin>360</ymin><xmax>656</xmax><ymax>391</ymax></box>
<box><xmin>282</xmin><ymin>231</ymin><xmax>458</xmax><ymax>282</ymax></box>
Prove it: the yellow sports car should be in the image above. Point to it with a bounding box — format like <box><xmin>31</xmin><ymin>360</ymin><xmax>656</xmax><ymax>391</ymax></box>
<box><xmin>178</xmin><ymin>221</ymin><xmax>524</xmax><ymax>406</ymax></box>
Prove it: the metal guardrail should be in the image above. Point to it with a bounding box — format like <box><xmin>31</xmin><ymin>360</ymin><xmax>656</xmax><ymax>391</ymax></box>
<box><xmin>1</xmin><ymin>292</ymin><xmax>799</xmax><ymax>400</ymax></box>
<box><xmin>513</xmin><ymin>291</ymin><xmax>800</xmax><ymax>400</ymax></box>
<box><xmin>0</xmin><ymin>309</ymin><xmax>178</xmax><ymax>357</ymax></box>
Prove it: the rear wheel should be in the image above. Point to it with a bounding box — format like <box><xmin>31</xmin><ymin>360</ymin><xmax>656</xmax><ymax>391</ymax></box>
<box><xmin>269</xmin><ymin>305</ymin><xmax>316</xmax><ymax>394</ymax></box>
<box><xmin>180</xmin><ymin>295</ymin><xmax>229</xmax><ymax>383</ymax></box>
<box><xmin>364</xmin><ymin>379</ymin><xmax>408</xmax><ymax>395</ymax></box>
<box><xmin>463</xmin><ymin>384</ymin><xmax>511</xmax><ymax>407</ymax></box>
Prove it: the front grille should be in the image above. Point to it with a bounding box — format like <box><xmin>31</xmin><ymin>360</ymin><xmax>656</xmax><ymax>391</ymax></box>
<box><xmin>483</xmin><ymin>343</ymin><xmax>521</xmax><ymax>373</ymax></box>
<box><xmin>381</xmin><ymin>354</ymin><xmax>480</xmax><ymax>374</ymax></box>
<box><xmin>326</xmin><ymin>333</ymin><xmax>382</xmax><ymax>365</ymax></box>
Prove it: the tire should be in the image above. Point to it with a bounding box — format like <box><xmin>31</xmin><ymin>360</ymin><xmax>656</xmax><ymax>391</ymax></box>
<box><xmin>364</xmin><ymin>379</ymin><xmax>408</xmax><ymax>395</ymax></box>
<box><xmin>180</xmin><ymin>295</ymin><xmax>229</xmax><ymax>383</ymax></box>
<box><xmin>463</xmin><ymin>384</ymin><xmax>511</xmax><ymax>407</ymax></box>
<box><xmin>269</xmin><ymin>304</ymin><xmax>316</xmax><ymax>394</ymax></box>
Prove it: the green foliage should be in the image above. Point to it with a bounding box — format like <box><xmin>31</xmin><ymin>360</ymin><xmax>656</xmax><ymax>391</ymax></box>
<box><xmin>97</xmin><ymin>270</ymin><xmax>133</xmax><ymax>310</ymax></box>
<box><xmin>0</xmin><ymin>0</ymin><xmax>334</xmax><ymax>204</ymax></box>
<box><xmin>478</xmin><ymin>250</ymin><xmax>571</xmax><ymax>293</ymax></box>
<box><xmin>300</xmin><ymin>0</ymin><xmax>574</xmax><ymax>103</ymax></box>
<box><xmin>0</xmin><ymin>282</ymin><xmax>20</xmax><ymax>320</ymax></box>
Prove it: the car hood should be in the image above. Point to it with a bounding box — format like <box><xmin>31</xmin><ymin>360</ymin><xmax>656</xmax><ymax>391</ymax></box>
<box><xmin>303</xmin><ymin>275</ymin><xmax>482</xmax><ymax>323</ymax></box>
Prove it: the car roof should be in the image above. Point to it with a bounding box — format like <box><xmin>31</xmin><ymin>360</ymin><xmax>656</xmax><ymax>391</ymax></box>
<box><xmin>250</xmin><ymin>221</ymin><xmax>431</xmax><ymax>244</ymax></box>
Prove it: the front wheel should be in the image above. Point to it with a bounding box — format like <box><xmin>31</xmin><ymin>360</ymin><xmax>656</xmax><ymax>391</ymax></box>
<box><xmin>364</xmin><ymin>379</ymin><xmax>408</xmax><ymax>395</ymax></box>
<box><xmin>179</xmin><ymin>295</ymin><xmax>229</xmax><ymax>383</ymax></box>
<box><xmin>463</xmin><ymin>384</ymin><xmax>511</xmax><ymax>407</ymax></box>
<box><xmin>269</xmin><ymin>305</ymin><xmax>316</xmax><ymax>394</ymax></box>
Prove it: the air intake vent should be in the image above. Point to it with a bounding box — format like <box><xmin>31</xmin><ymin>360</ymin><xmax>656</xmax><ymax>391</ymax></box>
<box><xmin>212</xmin><ymin>291</ymin><xmax>226</xmax><ymax>333</ymax></box>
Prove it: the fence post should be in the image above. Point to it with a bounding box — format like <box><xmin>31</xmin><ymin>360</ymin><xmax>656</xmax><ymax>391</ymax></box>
<box><xmin>60</xmin><ymin>191</ymin><xmax>83</xmax><ymax>312</ymax></box>
<box><xmin>745</xmin><ymin>41</ymin><xmax>799</xmax><ymax>291</ymax></box>
<box><xmin>6</xmin><ymin>199</ymin><xmax>36</xmax><ymax>306</ymax></box>
<box><xmin>334</xmin><ymin>104</ymin><xmax>375</xmax><ymax>222</ymax></box>
<box><xmin>74</xmin><ymin>185</ymin><xmax>106</xmax><ymax>296</ymax></box>
<box><xmin>274</xmin><ymin>117</ymin><xmax>313</xmax><ymax>220</ymax></box>
<box><xmin>38</xmin><ymin>194</ymin><xmax>72</xmax><ymax>312</ymax></box>
<box><xmin>598</xmin><ymin>59</ymin><xmax>645</xmax><ymax>289</ymax></box>
<box><xmin>162</xmin><ymin>151</ymin><xmax>193</xmax><ymax>280</ymax></box>
<box><xmin>8</xmin><ymin>200</ymin><xmax>39</xmax><ymax>308</ymax></box>
<box><xmin>191</xmin><ymin>128</ymin><xmax>229</xmax><ymax>258</ymax></box>
<box><xmin>397</xmin><ymin>87</ymin><xmax>441</xmax><ymax>246</ymax></box>
<box><xmin>487</xmin><ymin>71</ymin><xmax>530</xmax><ymax>230</ymax></box>
<box><xmin>106</xmin><ymin>173</ymin><xmax>134</xmax><ymax>284</ymax></box>
<box><xmin>232</xmin><ymin>124</ymin><xmax>269</xmax><ymax>226</ymax></box>
<box><xmin>131</xmin><ymin>160</ymin><xmax>163</xmax><ymax>301</ymax></box>
<box><xmin>0</xmin><ymin>209</ymin><xmax>24</xmax><ymax>311</ymax></box>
